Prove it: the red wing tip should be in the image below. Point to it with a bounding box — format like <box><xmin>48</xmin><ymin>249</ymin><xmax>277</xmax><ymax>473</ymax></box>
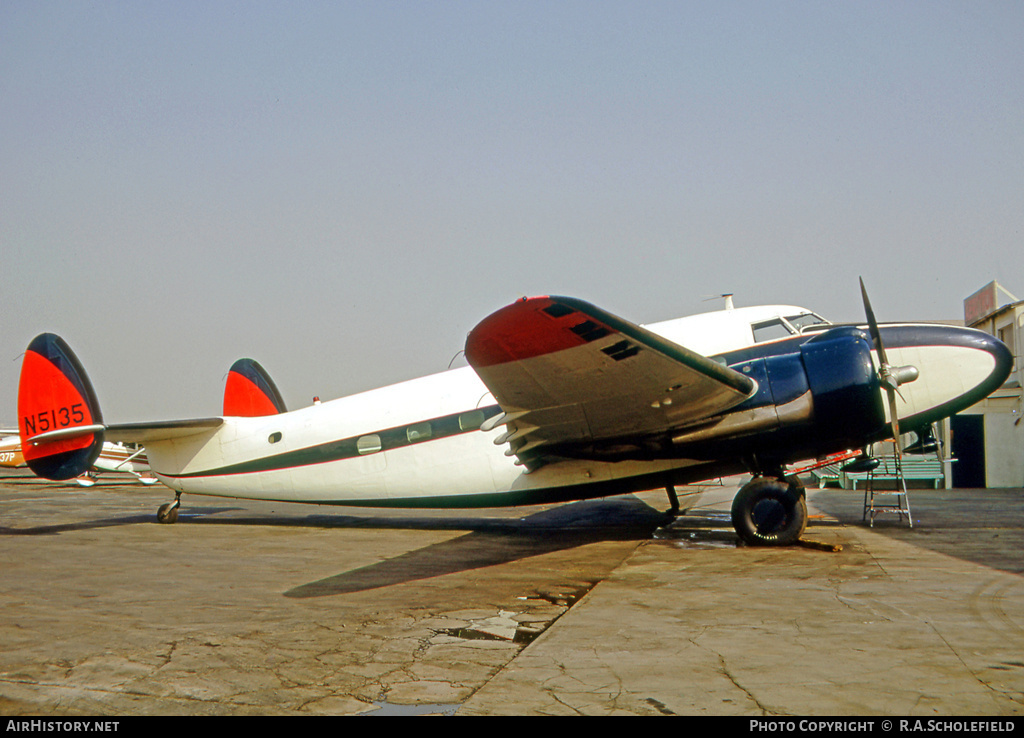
<box><xmin>466</xmin><ymin>296</ymin><xmax>615</xmax><ymax>368</ymax></box>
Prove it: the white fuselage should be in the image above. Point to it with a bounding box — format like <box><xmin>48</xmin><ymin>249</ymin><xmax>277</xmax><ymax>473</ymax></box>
<box><xmin>150</xmin><ymin>365</ymin><xmax>697</xmax><ymax>505</ymax></box>
<box><xmin>141</xmin><ymin>306</ymin><xmax>1006</xmax><ymax>508</ymax></box>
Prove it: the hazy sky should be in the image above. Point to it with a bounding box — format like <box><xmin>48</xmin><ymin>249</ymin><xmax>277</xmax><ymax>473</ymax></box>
<box><xmin>3</xmin><ymin>1</ymin><xmax>1023</xmax><ymax>422</ymax></box>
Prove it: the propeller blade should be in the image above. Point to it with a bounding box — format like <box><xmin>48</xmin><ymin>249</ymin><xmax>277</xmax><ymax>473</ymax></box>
<box><xmin>859</xmin><ymin>277</ymin><xmax>889</xmax><ymax>366</ymax></box>
<box><xmin>860</xmin><ymin>277</ymin><xmax>902</xmax><ymax>453</ymax></box>
<box><xmin>888</xmin><ymin>392</ymin><xmax>902</xmax><ymax>453</ymax></box>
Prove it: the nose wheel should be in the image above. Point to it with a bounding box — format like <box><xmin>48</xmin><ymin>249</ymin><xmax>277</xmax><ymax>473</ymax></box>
<box><xmin>157</xmin><ymin>493</ymin><xmax>181</xmax><ymax>524</ymax></box>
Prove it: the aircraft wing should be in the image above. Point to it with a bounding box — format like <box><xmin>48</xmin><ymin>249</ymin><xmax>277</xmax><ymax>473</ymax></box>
<box><xmin>465</xmin><ymin>296</ymin><xmax>756</xmax><ymax>465</ymax></box>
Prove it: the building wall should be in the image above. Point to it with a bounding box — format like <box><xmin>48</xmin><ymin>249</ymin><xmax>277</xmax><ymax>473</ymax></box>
<box><xmin>984</xmin><ymin>410</ymin><xmax>1024</xmax><ymax>487</ymax></box>
<box><xmin>965</xmin><ymin>296</ymin><xmax>1024</xmax><ymax>488</ymax></box>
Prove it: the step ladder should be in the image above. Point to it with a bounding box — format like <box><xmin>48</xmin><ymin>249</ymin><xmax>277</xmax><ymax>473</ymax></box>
<box><xmin>862</xmin><ymin>444</ymin><xmax>912</xmax><ymax>528</ymax></box>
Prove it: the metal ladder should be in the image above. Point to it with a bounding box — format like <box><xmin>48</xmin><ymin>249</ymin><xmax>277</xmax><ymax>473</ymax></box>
<box><xmin>862</xmin><ymin>443</ymin><xmax>912</xmax><ymax>528</ymax></box>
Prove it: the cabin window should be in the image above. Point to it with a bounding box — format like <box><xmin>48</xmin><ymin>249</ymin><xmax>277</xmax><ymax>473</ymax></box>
<box><xmin>268</xmin><ymin>432</ymin><xmax>283</xmax><ymax>444</ymax></box>
<box><xmin>406</xmin><ymin>422</ymin><xmax>432</xmax><ymax>442</ymax></box>
<box><xmin>357</xmin><ymin>434</ymin><xmax>382</xmax><ymax>454</ymax></box>
<box><xmin>459</xmin><ymin>410</ymin><xmax>486</xmax><ymax>431</ymax></box>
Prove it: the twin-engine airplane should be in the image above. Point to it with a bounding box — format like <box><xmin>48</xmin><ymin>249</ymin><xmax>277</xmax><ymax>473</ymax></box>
<box><xmin>15</xmin><ymin>281</ymin><xmax>1012</xmax><ymax>546</ymax></box>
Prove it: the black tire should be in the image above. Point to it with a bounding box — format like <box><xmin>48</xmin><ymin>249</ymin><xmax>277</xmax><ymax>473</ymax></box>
<box><xmin>731</xmin><ymin>477</ymin><xmax>807</xmax><ymax>546</ymax></box>
<box><xmin>157</xmin><ymin>502</ymin><xmax>179</xmax><ymax>524</ymax></box>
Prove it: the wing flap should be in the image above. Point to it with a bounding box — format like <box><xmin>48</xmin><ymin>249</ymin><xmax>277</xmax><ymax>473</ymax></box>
<box><xmin>466</xmin><ymin>296</ymin><xmax>756</xmax><ymax>464</ymax></box>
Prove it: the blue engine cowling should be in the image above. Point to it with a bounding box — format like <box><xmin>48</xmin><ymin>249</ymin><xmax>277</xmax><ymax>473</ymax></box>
<box><xmin>717</xmin><ymin>326</ymin><xmax>887</xmax><ymax>461</ymax></box>
<box><xmin>797</xmin><ymin>326</ymin><xmax>886</xmax><ymax>447</ymax></box>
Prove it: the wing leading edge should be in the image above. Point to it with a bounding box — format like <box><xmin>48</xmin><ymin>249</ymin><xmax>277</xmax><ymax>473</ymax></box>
<box><xmin>465</xmin><ymin>296</ymin><xmax>757</xmax><ymax>466</ymax></box>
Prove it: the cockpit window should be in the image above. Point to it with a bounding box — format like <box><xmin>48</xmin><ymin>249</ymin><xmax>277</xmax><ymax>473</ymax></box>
<box><xmin>786</xmin><ymin>313</ymin><xmax>829</xmax><ymax>332</ymax></box>
<box><xmin>753</xmin><ymin>313</ymin><xmax>830</xmax><ymax>343</ymax></box>
<box><xmin>752</xmin><ymin>319</ymin><xmax>793</xmax><ymax>343</ymax></box>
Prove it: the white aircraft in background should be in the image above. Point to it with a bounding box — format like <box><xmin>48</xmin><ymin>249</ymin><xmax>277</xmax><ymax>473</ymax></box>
<box><xmin>0</xmin><ymin>433</ymin><xmax>156</xmax><ymax>486</ymax></box>
<box><xmin>74</xmin><ymin>441</ymin><xmax>157</xmax><ymax>487</ymax></box>
<box><xmin>14</xmin><ymin>281</ymin><xmax>1011</xmax><ymax>546</ymax></box>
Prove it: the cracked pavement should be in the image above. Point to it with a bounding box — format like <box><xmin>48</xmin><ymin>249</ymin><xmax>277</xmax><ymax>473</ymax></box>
<box><xmin>0</xmin><ymin>471</ymin><xmax>654</xmax><ymax>715</ymax></box>
<box><xmin>2</xmin><ymin>470</ymin><xmax>1023</xmax><ymax>715</ymax></box>
<box><xmin>461</xmin><ymin>487</ymin><xmax>1024</xmax><ymax>715</ymax></box>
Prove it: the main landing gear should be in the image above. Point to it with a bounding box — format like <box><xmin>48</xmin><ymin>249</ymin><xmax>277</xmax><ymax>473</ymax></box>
<box><xmin>730</xmin><ymin>475</ymin><xmax>807</xmax><ymax>546</ymax></box>
<box><xmin>157</xmin><ymin>492</ymin><xmax>181</xmax><ymax>524</ymax></box>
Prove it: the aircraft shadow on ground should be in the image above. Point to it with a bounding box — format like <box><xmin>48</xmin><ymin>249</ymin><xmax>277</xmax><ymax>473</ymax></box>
<box><xmin>0</xmin><ymin>485</ymin><xmax>674</xmax><ymax>591</ymax></box>
<box><xmin>0</xmin><ymin>514</ymin><xmax>159</xmax><ymax>536</ymax></box>
<box><xmin>0</xmin><ymin>504</ymin><xmax>255</xmax><ymax>536</ymax></box>
<box><xmin>283</xmin><ymin>497</ymin><xmax>672</xmax><ymax>598</ymax></box>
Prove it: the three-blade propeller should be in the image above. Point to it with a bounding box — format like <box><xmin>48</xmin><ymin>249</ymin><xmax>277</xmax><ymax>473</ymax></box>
<box><xmin>859</xmin><ymin>278</ymin><xmax>920</xmax><ymax>453</ymax></box>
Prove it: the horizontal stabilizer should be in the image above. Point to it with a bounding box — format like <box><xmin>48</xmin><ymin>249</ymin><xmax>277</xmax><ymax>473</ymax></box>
<box><xmin>22</xmin><ymin>415</ymin><xmax>223</xmax><ymax>449</ymax></box>
<box><xmin>104</xmin><ymin>418</ymin><xmax>224</xmax><ymax>445</ymax></box>
<box><xmin>24</xmin><ymin>424</ymin><xmax>106</xmax><ymax>445</ymax></box>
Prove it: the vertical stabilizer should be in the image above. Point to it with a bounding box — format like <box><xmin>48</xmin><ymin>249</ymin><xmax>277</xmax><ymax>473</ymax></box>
<box><xmin>18</xmin><ymin>334</ymin><xmax>105</xmax><ymax>479</ymax></box>
<box><xmin>223</xmin><ymin>358</ymin><xmax>287</xmax><ymax>417</ymax></box>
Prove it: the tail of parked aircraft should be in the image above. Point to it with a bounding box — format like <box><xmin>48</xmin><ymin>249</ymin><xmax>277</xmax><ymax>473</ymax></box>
<box><xmin>16</xmin><ymin>334</ymin><xmax>266</xmax><ymax>481</ymax></box>
<box><xmin>222</xmin><ymin>358</ymin><xmax>287</xmax><ymax>417</ymax></box>
<box><xmin>17</xmin><ymin>333</ymin><xmax>105</xmax><ymax>480</ymax></box>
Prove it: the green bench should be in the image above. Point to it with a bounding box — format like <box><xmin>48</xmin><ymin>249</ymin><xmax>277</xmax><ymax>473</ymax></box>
<box><xmin>811</xmin><ymin>458</ymin><xmax>946</xmax><ymax>489</ymax></box>
<box><xmin>811</xmin><ymin>463</ymin><xmax>843</xmax><ymax>488</ymax></box>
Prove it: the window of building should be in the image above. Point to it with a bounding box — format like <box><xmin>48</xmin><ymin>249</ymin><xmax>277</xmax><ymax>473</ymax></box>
<box><xmin>999</xmin><ymin>324</ymin><xmax>1017</xmax><ymax>371</ymax></box>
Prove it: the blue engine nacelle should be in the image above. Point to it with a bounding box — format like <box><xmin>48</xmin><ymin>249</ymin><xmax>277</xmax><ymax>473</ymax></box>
<box><xmin>798</xmin><ymin>327</ymin><xmax>886</xmax><ymax>447</ymax></box>
<box><xmin>715</xmin><ymin>327</ymin><xmax>887</xmax><ymax>463</ymax></box>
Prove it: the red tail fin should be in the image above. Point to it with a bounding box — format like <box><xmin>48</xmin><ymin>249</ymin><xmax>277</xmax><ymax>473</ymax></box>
<box><xmin>18</xmin><ymin>334</ymin><xmax>104</xmax><ymax>480</ymax></box>
<box><xmin>223</xmin><ymin>358</ymin><xmax>287</xmax><ymax>417</ymax></box>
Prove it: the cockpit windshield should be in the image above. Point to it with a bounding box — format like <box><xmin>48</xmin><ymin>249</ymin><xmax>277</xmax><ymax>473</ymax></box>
<box><xmin>752</xmin><ymin>312</ymin><xmax>830</xmax><ymax>343</ymax></box>
<box><xmin>786</xmin><ymin>313</ymin><xmax>829</xmax><ymax>332</ymax></box>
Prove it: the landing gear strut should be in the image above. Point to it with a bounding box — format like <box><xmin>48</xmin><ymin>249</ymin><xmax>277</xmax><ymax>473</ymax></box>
<box><xmin>665</xmin><ymin>483</ymin><xmax>680</xmax><ymax>515</ymax></box>
<box><xmin>731</xmin><ymin>475</ymin><xmax>807</xmax><ymax>546</ymax></box>
<box><xmin>157</xmin><ymin>492</ymin><xmax>181</xmax><ymax>524</ymax></box>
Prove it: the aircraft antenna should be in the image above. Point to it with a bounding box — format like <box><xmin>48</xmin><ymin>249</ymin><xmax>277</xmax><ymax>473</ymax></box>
<box><xmin>701</xmin><ymin>294</ymin><xmax>735</xmax><ymax>310</ymax></box>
